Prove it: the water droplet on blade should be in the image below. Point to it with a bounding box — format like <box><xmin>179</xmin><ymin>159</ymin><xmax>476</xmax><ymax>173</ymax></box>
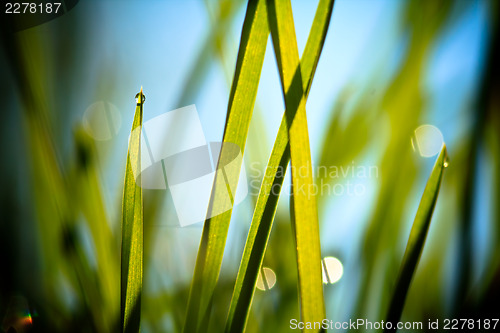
<box><xmin>443</xmin><ymin>155</ymin><xmax>449</xmax><ymax>168</ymax></box>
<box><xmin>135</xmin><ymin>92</ymin><xmax>146</xmax><ymax>104</ymax></box>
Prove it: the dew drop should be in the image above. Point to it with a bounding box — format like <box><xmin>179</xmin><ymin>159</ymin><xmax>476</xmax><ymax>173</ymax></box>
<box><xmin>443</xmin><ymin>155</ymin><xmax>449</xmax><ymax>168</ymax></box>
<box><xmin>135</xmin><ymin>92</ymin><xmax>146</xmax><ymax>104</ymax></box>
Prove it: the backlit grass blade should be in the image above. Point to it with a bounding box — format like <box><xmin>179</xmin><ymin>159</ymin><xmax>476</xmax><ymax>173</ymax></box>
<box><xmin>182</xmin><ymin>1</ymin><xmax>269</xmax><ymax>332</ymax></box>
<box><xmin>268</xmin><ymin>0</ymin><xmax>326</xmax><ymax>328</ymax></box>
<box><xmin>225</xmin><ymin>1</ymin><xmax>334</xmax><ymax>331</ymax></box>
<box><xmin>384</xmin><ymin>145</ymin><xmax>448</xmax><ymax>332</ymax></box>
<box><xmin>121</xmin><ymin>88</ymin><xmax>144</xmax><ymax>333</ymax></box>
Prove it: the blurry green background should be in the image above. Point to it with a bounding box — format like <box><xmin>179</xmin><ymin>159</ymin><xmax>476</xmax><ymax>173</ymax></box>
<box><xmin>1</xmin><ymin>0</ymin><xmax>499</xmax><ymax>332</ymax></box>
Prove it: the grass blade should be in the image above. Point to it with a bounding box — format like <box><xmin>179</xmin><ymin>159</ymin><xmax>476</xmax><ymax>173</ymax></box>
<box><xmin>225</xmin><ymin>1</ymin><xmax>334</xmax><ymax>331</ymax></box>
<box><xmin>182</xmin><ymin>1</ymin><xmax>269</xmax><ymax>332</ymax></box>
<box><xmin>268</xmin><ymin>0</ymin><xmax>326</xmax><ymax>328</ymax></box>
<box><xmin>121</xmin><ymin>88</ymin><xmax>144</xmax><ymax>333</ymax></box>
<box><xmin>72</xmin><ymin>128</ymin><xmax>120</xmax><ymax>331</ymax></box>
<box><xmin>176</xmin><ymin>0</ymin><xmax>245</xmax><ymax>107</ymax></box>
<box><xmin>384</xmin><ymin>145</ymin><xmax>448</xmax><ymax>331</ymax></box>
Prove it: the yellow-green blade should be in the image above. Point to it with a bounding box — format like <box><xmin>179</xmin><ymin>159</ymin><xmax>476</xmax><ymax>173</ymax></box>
<box><xmin>225</xmin><ymin>1</ymin><xmax>334</xmax><ymax>332</ymax></box>
<box><xmin>268</xmin><ymin>0</ymin><xmax>326</xmax><ymax>329</ymax></box>
<box><xmin>182</xmin><ymin>1</ymin><xmax>269</xmax><ymax>332</ymax></box>
<box><xmin>121</xmin><ymin>89</ymin><xmax>144</xmax><ymax>333</ymax></box>
<box><xmin>384</xmin><ymin>145</ymin><xmax>448</xmax><ymax>331</ymax></box>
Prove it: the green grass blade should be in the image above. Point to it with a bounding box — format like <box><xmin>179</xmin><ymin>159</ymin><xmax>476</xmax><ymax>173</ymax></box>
<box><xmin>120</xmin><ymin>88</ymin><xmax>144</xmax><ymax>333</ymax></box>
<box><xmin>384</xmin><ymin>145</ymin><xmax>448</xmax><ymax>331</ymax></box>
<box><xmin>225</xmin><ymin>1</ymin><xmax>334</xmax><ymax>331</ymax></box>
<box><xmin>225</xmin><ymin>134</ymin><xmax>289</xmax><ymax>333</ymax></box>
<box><xmin>182</xmin><ymin>1</ymin><xmax>269</xmax><ymax>332</ymax></box>
<box><xmin>268</xmin><ymin>0</ymin><xmax>326</xmax><ymax>328</ymax></box>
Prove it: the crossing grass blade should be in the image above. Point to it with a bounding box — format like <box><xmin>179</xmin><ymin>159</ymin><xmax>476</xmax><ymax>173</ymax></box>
<box><xmin>120</xmin><ymin>88</ymin><xmax>144</xmax><ymax>333</ymax></box>
<box><xmin>384</xmin><ymin>145</ymin><xmax>448</xmax><ymax>332</ymax></box>
<box><xmin>267</xmin><ymin>0</ymin><xmax>326</xmax><ymax>328</ymax></box>
<box><xmin>182</xmin><ymin>1</ymin><xmax>269</xmax><ymax>332</ymax></box>
<box><xmin>225</xmin><ymin>0</ymin><xmax>334</xmax><ymax>331</ymax></box>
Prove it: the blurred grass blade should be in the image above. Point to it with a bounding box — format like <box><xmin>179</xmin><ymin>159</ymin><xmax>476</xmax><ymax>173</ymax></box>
<box><xmin>268</xmin><ymin>0</ymin><xmax>326</xmax><ymax>327</ymax></box>
<box><xmin>182</xmin><ymin>1</ymin><xmax>269</xmax><ymax>332</ymax></box>
<box><xmin>354</xmin><ymin>1</ymin><xmax>454</xmax><ymax>320</ymax></box>
<box><xmin>1</xmin><ymin>28</ymin><xmax>80</xmax><ymax>321</ymax></box>
<box><xmin>176</xmin><ymin>0</ymin><xmax>244</xmax><ymax>107</ymax></box>
<box><xmin>121</xmin><ymin>88</ymin><xmax>144</xmax><ymax>333</ymax></box>
<box><xmin>384</xmin><ymin>145</ymin><xmax>448</xmax><ymax>331</ymax></box>
<box><xmin>72</xmin><ymin>128</ymin><xmax>120</xmax><ymax>331</ymax></box>
<box><xmin>225</xmin><ymin>0</ymin><xmax>334</xmax><ymax>331</ymax></box>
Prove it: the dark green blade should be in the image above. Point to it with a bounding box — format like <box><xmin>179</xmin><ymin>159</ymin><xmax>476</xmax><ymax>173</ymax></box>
<box><xmin>384</xmin><ymin>145</ymin><xmax>448</xmax><ymax>332</ymax></box>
